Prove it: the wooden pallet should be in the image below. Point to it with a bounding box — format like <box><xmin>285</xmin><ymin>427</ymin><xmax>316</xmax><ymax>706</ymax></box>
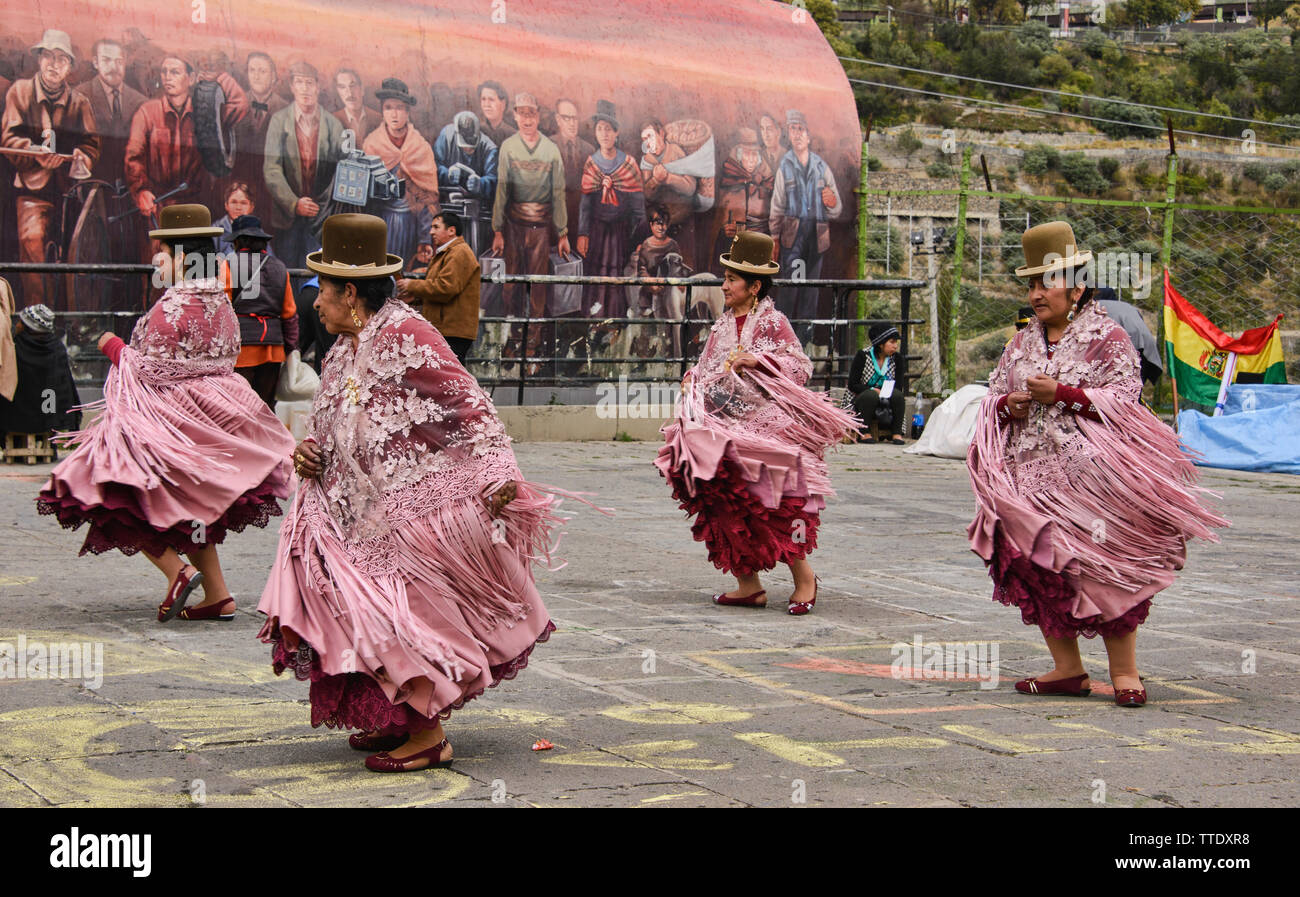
<box><xmin>3</xmin><ymin>432</ymin><xmax>56</xmax><ymax>464</ymax></box>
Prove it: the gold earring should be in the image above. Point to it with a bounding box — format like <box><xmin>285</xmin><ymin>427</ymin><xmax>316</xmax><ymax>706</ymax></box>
<box><xmin>350</xmin><ymin>305</ymin><xmax>363</xmax><ymax>328</ymax></box>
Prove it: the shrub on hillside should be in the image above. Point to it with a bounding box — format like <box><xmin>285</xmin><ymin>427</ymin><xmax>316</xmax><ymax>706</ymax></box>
<box><xmin>927</xmin><ymin>160</ymin><xmax>955</xmax><ymax>178</ymax></box>
<box><xmin>1022</xmin><ymin>144</ymin><xmax>1058</xmax><ymax>176</ymax></box>
<box><xmin>1098</xmin><ymin>157</ymin><xmax>1120</xmax><ymax>182</ymax></box>
<box><xmin>1091</xmin><ymin>100</ymin><xmax>1163</xmax><ymax>139</ymax></box>
<box><xmin>1060</xmin><ymin>152</ymin><xmax>1109</xmax><ymax>194</ymax></box>
<box><xmin>1263</xmin><ymin>172</ymin><xmax>1288</xmax><ymax>192</ymax></box>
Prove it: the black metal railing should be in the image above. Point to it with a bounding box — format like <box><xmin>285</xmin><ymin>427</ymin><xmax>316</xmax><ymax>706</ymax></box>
<box><xmin>0</xmin><ymin>262</ymin><xmax>926</xmax><ymax>402</ymax></box>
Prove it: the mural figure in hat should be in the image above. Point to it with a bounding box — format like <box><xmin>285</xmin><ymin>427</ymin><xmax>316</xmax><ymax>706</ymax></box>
<box><xmin>769</xmin><ymin>108</ymin><xmax>842</xmax><ymax>344</ymax></box>
<box><xmin>362</xmin><ymin>77</ymin><xmax>440</xmax><ymax>266</ymax></box>
<box><xmin>124</xmin><ymin>51</ymin><xmax>248</xmax><ymax>224</ymax></box>
<box><xmin>968</xmin><ymin>220</ymin><xmax>1228</xmax><ymax>708</ymax></box>
<box><xmin>490</xmin><ymin>91</ymin><xmax>569</xmax><ymax>367</ymax></box>
<box><xmin>656</xmin><ymin>230</ymin><xmax>857</xmax><ymax>617</ymax></box>
<box><xmin>259</xmin><ymin>212</ymin><xmax>580</xmax><ymax>772</ymax></box>
<box><xmin>710</xmin><ymin>125</ymin><xmax>774</xmax><ymax>273</ymax></box>
<box><xmin>2</xmin><ymin>29</ymin><xmax>99</xmax><ymax>305</ymax></box>
<box><xmin>433</xmin><ymin>110</ymin><xmax>498</xmax><ymax>254</ymax></box>
<box><xmin>37</xmin><ymin>203</ymin><xmax>295</xmax><ymax>623</ymax></box>
<box><xmin>577</xmin><ymin>100</ymin><xmax>644</xmax><ymax>324</ymax></box>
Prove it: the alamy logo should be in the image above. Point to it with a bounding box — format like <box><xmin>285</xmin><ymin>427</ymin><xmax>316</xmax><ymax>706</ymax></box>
<box><xmin>49</xmin><ymin>828</ymin><xmax>151</xmax><ymax>877</ymax></box>
<box><xmin>890</xmin><ymin>635</ymin><xmax>1000</xmax><ymax>690</ymax></box>
<box><xmin>595</xmin><ymin>376</ymin><xmax>680</xmax><ymax>419</ymax></box>
<box><xmin>0</xmin><ymin>635</ymin><xmax>103</xmax><ymax>689</ymax></box>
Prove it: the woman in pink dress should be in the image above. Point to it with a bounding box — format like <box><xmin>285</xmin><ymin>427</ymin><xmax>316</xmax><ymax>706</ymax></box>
<box><xmin>967</xmin><ymin>222</ymin><xmax>1228</xmax><ymax>707</ymax></box>
<box><xmin>38</xmin><ymin>204</ymin><xmax>295</xmax><ymax>621</ymax></box>
<box><xmin>656</xmin><ymin>231</ymin><xmax>856</xmax><ymax>615</ymax></box>
<box><xmin>259</xmin><ymin>214</ymin><xmax>563</xmax><ymax>773</ymax></box>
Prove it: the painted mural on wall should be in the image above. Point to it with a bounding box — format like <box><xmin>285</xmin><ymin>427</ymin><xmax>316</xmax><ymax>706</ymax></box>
<box><xmin>0</xmin><ymin>0</ymin><xmax>860</xmax><ymax>325</ymax></box>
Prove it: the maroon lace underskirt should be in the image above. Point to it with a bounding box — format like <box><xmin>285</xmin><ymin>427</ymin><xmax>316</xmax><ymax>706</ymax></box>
<box><xmin>36</xmin><ymin>475</ymin><xmax>284</xmax><ymax>558</ymax></box>
<box><xmin>667</xmin><ymin>456</ymin><xmax>819</xmax><ymax>577</ymax></box>
<box><xmin>268</xmin><ymin>620</ymin><xmax>556</xmax><ymax>736</ymax></box>
<box><xmin>988</xmin><ymin>528</ymin><xmax>1150</xmax><ymax>639</ymax></box>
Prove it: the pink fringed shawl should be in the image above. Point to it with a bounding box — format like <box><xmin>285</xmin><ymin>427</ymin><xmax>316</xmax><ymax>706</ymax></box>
<box><xmin>967</xmin><ymin>302</ymin><xmax>1228</xmax><ymax>623</ymax></box>
<box><xmin>656</xmin><ymin>299</ymin><xmax>857</xmax><ymax>511</ymax></box>
<box><xmin>259</xmin><ymin>299</ymin><xmax>563</xmax><ymax>694</ymax></box>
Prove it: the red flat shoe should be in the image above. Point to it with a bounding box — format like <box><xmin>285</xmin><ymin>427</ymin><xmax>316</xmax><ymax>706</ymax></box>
<box><xmin>157</xmin><ymin>566</ymin><xmax>203</xmax><ymax>622</ymax></box>
<box><xmin>365</xmin><ymin>737</ymin><xmax>453</xmax><ymax>772</ymax></box>
<box><xmin>178</xmin><ymin>597</ymin><xmax>236</xmax><ymax>621</ymax></box>
<box><xmin>713</xmin><ymin>589</ymin><xmax>766</xmax><ymax>607</ymax></box>
<box><xmin>1114</xmin><ymin>688</ymin><xmax>1147</xmax><ymax>707</ymax></box>
<box><xmin>1015</xmin><ymin>673</ymin><xmax>1091</xmax><ymax>696</ymax></box>
<box><xmin>788</xmin><ymin>577</ymin><xmax>817</xmax><ymax>616</ymax></box>
<box><xmin>349</xmin><ymin>732</ymin><xmax>406</xmax><ymax>752</ymax></box>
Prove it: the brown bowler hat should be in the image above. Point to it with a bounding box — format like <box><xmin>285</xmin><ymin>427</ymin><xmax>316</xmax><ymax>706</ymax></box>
<box><xmin>1015</xmin><ymin>221</ymin><xmax>1092</xmax><ymax>278</ymax></box>
<box><xmin>149</xmin><ymin>203</ymin><xmax>223</xmax><ymax>239</ymax></box>
<box><xmin>719</xmin><ymin>230</ymin><xmax>779</xmax><ymax>276</ymax></box>
<box><xmin>306</xmin><ymin>213</ymin><xmax>403</xmax><ymax>278</ymax></box>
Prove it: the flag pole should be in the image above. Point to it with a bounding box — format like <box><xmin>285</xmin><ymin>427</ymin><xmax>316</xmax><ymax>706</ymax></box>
<box><xmin>1212</xmin><ymin>352</ymin><xmax>1238</xmax><ymax>417</ymax></box>
<box><xmin>1164</xmin><ymin>270</ymin><xmax>1181</xmax><ymax>430</ymax></box>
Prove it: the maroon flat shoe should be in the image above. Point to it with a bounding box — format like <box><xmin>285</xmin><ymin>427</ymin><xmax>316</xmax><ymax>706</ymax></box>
<box><xmin>788</xmin><ymin>577</ymin><xmax>818</xmax><ymax>616</ymax></box>
<box><xmin>365</xmin><ymin>737</ymin><xmax>453</xmax><ymax>772</ymax></box>
<box><xmin>178</xmin><ymin>597</ymin><xmax>236</xmax><ymax>621</ymax></box>
<box><xmin>349</xmin><ymin>731</ymin><xmax>406</xmax><ymax>752</ymax></box>
<box><xmin>1015</xmin><ymin>673</ymin><xmax>1091</xmax><ymax>696</ymax></box>
<box><xmin>713</xmin><ymin>589</ymin><xmax>766</xmax><ymax>607</ymax></box>
<box><xmin>157</xmin><ymin>566</ymin><xmax>203</xmax><ymax>623</ymax></box>
<box><xmin>1114</xmin><ymin>688</ymin><xmax>1147</xmax><ymax>707</ymax></box>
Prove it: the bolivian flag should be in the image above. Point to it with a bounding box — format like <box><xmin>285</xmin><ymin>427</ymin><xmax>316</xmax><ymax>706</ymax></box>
<box><xmin>1163</xmin><ymin>271</ymin><xmax>1286</xmax><ymax>409</ymax></box>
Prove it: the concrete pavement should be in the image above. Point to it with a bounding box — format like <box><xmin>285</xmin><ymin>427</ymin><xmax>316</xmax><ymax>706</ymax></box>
<box><xmin>0</xmin><ymin>441</ymin><xmax>1296</xmax><ymax>807</ymax></box>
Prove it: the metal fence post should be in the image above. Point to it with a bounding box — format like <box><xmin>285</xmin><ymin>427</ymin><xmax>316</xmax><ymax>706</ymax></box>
<box><xmin>681</xmin><ymin>284</ymin><xmax>693</xmax><ymax>380</ymax></box>
<box><xmin>857</xmin><ymin>134</ymin><xmax>869</xmax><ymax>351</ymax></box>
<box><xmin>1156</xmin><ymin>152</ymin><xmax>1179</xmax><ymax>412</ymax></box>
<box><xmin>947</xmin><ymin>144</ymin><xmax>973</xmax><ymax>393</ymax></box>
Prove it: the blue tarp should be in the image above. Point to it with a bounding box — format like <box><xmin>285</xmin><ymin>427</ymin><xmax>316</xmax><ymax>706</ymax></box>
<box><xmin>1177</xmin><ymin>383</ymin><xmax>1300</xmax><ymax>475</ymax></box>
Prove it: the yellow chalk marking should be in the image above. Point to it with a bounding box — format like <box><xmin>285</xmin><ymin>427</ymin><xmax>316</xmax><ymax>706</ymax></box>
<box><xmin>1146</xmin><ymin>726</ymin><xmax>1300</xmax><ymax>754</ymax></box>
<box><xmin>0</xmin><ymin>576</ymin><xmax>37</xmax><ymax>586</ymax></box>
<box><xmin>600</xmin><ymin>702</ymin><xmax>751</xmax><ymax>725</ymax></box>
<box><xmin>540</xmin><ymin>739</ymin><xmax>731</xmax><ymax>770</ymax></box>
<box><xmin>0</xmin><ymin>629</ymin><xmax>277</xmax><ymax>685</ymax></box>
<box><xmin>735</xmin><ymin>732</ymin><xmax>948</xmax><ymax>768</ymax></box>
<box><xmin>640</xmin><ymin>790</ymin><xmax>711</xmax><ymax>804</ymax></box>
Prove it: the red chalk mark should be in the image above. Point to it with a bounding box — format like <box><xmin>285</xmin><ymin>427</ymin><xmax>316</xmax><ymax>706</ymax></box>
<box><xmin>776</xmin><ymin>656</ymin><xmax>1012</xmax><ymax>683</ymax></box>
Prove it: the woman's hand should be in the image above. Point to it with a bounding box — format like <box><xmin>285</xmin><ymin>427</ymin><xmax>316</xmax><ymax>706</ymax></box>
<box><xmin>729</xmin><ymin>351</ymin><xmax>761</xmax><ymax>372</ymax></box>
<box><xmin>1005</xmin><ymin>390</ymin><xmax>1032</xmax><ymax>419</ymax></box>
<box><xmin>293</xmin><ymin>439</ymin><xmax>324</xmax><ymax>479</ymax></box>
<box><xmin>487</xmin><ymin>481</ymin><xmax>516</xmax><ymax>517</ymax></box>
<box><xmin>1026</xmin><ymin>374</ymin><xmax>1058</xmax><ymax>405</ymax></box>
<box><xmin>96</xmin><ymin>331</ymin><xmax>116</xmax><ymax>352</ymax></box>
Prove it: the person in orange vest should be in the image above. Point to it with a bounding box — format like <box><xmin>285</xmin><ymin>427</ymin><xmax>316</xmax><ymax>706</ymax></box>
<box><xmin>223</xmin><ymin>214</ymin><xmax>298</xmax><ymax>406</ymax></box>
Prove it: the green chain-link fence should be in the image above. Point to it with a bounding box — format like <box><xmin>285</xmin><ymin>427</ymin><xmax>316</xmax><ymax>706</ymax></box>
<box><xmin>858</xmin><ymin>149</ymin><xmax>1300</xmax><ymax>409</ymax></box>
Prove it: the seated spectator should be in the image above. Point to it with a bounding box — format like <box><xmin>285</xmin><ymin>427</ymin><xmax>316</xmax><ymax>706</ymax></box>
<box><xmin>848</xmin><ymin>322</ymin><xmax>906</xmax><ymax>445</ymax></box>
<box><xmin>0</xmin><ymin>304</ymin><xmax>81</xmax><ymax>437</ymax></box>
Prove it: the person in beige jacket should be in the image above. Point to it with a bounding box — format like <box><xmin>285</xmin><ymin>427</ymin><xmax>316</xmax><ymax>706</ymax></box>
<box><xmin>396</xmin><ymin>211</ymin><xmax>480</xmax><ymax>366</ymax></box>
<box><xmin>0</xmin><ymin>279</ymin><xmax>18</xmax><ymax>402</ymax></box>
